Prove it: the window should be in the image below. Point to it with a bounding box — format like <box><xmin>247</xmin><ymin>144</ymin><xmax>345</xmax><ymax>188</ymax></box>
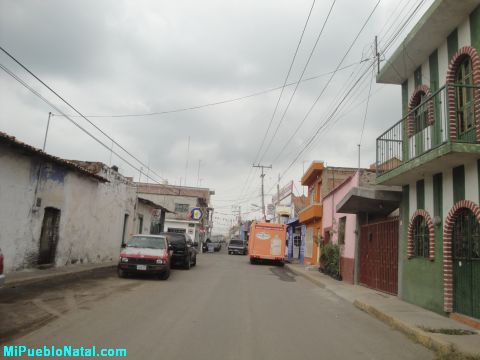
<box><xmin>338</xmin><ymin>217</ymin><xmax>346</xmax><ymax>245</ymax></box>
<box><xmin>174</xmin><ymin>203</ymin><xmax>189</xmax><ymax>213</ymax></box>
<box><xmin>455</xmin><ymin>57</ymin><xmax>475</xmax><ymax>135</ymax></box>
<box><xmin>413</xmin><ymin>92</ymin><xmax>429</xmax><ymax>134</ymax></box>
<box><xmin>412</xmin><ymin>215</ymin><xmax>429</xmax><ymax>257</ymax></box>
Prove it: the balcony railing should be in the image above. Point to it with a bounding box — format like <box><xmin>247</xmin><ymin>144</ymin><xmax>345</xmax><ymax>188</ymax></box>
<box><xmin>376</xmin><ymin>84</ymin><xmax>479</xmax><ymax>176</ymax></box>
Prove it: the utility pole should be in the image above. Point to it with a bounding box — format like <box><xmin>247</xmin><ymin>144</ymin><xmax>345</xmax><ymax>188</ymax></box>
<box><xmin>197</xmin><ymin>159</ymin><xmax>201</xmax><ymax>187</ymax></box>
<box><xmin>358</xmin><ymin>144</ymin><xmax>361</xmax><ymax>169</ymax></box>
<box><xmin>276</xmin><ymin>174</ymin><xmax>281</xmax><ymax>224</ymax></box>
<box><xmin>42</xmin><ymin>112</ymin><xmax>52</xmax><ymax>152</ymax></box>
<box><xmin>252</xmin><ymin>164</ymin><xmax>272</xmax><ymax>220</ymax></box>
<box><xmin>184</xmin><ymin>136</ymin><xmax>190</xmax><ymax>187</ymax></box>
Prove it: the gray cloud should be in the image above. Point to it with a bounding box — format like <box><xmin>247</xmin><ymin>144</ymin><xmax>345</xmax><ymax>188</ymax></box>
<box><xmin>0</xmin><ymin>0</ymin><xmax>433</xmax><ymax>227</ymax></box>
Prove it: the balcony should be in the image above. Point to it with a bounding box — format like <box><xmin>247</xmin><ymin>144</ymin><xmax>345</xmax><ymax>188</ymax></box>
<box><xmin>376</xmin><ymin>84</ymin><xmax>480</xmax><ymax>185</ymax></box>
<box><xmin>298</xmin><ymin>203</ymin><xmax>323</xmax><ymax>224</ymax></box>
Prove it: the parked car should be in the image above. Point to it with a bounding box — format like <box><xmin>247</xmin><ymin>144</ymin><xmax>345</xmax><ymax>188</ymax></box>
<box><xmin>212</xmin><ymin>240</ymin><xmax>222</xmax><ymax>252</ymax></box>
<box><xmin>0</xmin><ymin>247</ymin><xmax>5</xmax><ymax>287</ymax></box>
<box><xmin>160</xmin><ymin>232</ymin><xmax>197</xmax><ymax>269</ymax></box>
<box><xmin>228</xmin><ymin>239</ymin><xmax>248</xmax><ymax>255</ymax></box>
<box><xmin>118</xmin><ymin>234</ymin><xmax>171</xmax><ymax>280</ymax></box>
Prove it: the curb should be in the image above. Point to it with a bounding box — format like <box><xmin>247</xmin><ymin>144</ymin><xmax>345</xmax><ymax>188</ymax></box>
<box><xmin>286</xmin><ymin>264</ymin><xmax>480</xmax><ymax>359</ymax></box>
<box><xmin>353</xmin><ymin>300</ymin><xmax>455</xmax><ymax>356</ymax></box>
<box><xmin>285</xmin><ymin>264</ymin><xmax>326</xmax><ymax>289</ymax></box>
<box><xmin>4</xmin><ymin>263</ymin><xmax>116</xmax><ymax>288</ymax></box>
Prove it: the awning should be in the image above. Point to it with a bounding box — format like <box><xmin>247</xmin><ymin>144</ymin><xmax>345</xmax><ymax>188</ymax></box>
<box><xmin>336</xmin><ymin>186</ymin><xmax>402</xmax><ymax>216</ymax></box>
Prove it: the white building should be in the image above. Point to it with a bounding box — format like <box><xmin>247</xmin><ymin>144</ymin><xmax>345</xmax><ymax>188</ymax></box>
<box><xmin>136</xmin><ymin>183</ymin><xmax>214</xmax><ymax>244</ymax></box>
<box><xmin>0</xmin><ymin>132</ymin><xmax>137</xmax><ymax>273</ymax></box>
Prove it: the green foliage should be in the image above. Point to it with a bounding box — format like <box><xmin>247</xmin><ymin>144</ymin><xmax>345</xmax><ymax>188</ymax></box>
<box><xmin>320</xmin><ymin>242</ymin><xmax>340</xmax><ymax>278</ymax></box>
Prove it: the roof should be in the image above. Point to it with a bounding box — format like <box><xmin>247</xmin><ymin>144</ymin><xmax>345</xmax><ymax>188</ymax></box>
<box><xmin>336</xmin><ymin>186</ymin><xmax>402</xmax><ymax>216</ymax></box>
<box><xmin>301</xmin><ymin>161</ymin><xmax>324</xmax><ymax>185</ymax></box>
<box><xmin>136</xmin><ymin>182</ymin><xmax>211</xmax><ymax>200</ymax></box>
<box><xmin>0</xmin><ymin>132</ymin><xmax>108</xmax><ymax>183</ymax></box>
<box><xmin>138</xmin><ymin>197</ymin><xmax>173</xmax><ymax>213</ymax></box>
<box><xmin>377</xmin><ymin>0</ymin><xmax>480</xmax><ymax>84</ymax></box>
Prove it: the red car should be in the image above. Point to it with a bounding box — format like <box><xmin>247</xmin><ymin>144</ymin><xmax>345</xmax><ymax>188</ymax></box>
<box><xmin>118</xmin><ymin>235</ymin><xmax>171</xmax><ymax>280</ymax></box>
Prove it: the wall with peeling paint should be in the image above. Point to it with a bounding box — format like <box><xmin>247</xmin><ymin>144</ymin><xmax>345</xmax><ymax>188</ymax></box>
<box><xmin>0</xmin><ymin>144</ymin><xmax>136</xmax><ymax>273</ymax></box>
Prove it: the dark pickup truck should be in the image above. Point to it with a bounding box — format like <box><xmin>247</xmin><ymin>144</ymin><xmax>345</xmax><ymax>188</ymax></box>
<box><xmin>160</xmin><ymin>232</ymin><xmax>197</xmax><ymax>269</ymax></box>
<box><xmin>228</xmin><ymin>239</ymin><xmax>248</xmax><ymax>255</ymax></box>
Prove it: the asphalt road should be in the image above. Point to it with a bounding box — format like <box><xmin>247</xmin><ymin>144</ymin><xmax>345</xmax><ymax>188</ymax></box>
<box><xmin>2</xmin><ymin>252</ymin><xmax>434</xmax><ymax>359</ymax></box>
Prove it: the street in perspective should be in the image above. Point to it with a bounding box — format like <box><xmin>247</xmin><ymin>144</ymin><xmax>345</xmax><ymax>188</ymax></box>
<box><xmin>1</xmin><ymin>0</ymin><xmax>480</xmax><ymax>359</ymax></box>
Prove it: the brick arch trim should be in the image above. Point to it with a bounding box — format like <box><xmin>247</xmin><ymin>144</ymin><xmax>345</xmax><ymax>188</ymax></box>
<box><xmin>407</xmin><ymin>209</ymin><xmax>435</xmax><ymax>260</ymax></box>
<box><xmin>443</xmin><ymin>200</ymin><xmax>480</xmax><ymax>313</ymax></box>
<box><xmin>407</xmin><ymin>85</ymin><xmax>434</xmax><ymax>137</ymax></box>
<box><xmin>445</xmin><ymin>46</ymin><xmax>480</xmax><ymax>142</ymax></box>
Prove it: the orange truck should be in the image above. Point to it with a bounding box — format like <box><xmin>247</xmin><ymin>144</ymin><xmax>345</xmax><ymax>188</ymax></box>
<box><xmin>248</xmin><ymin>221</ymin><xmax>287</xmax><ymax>265</ymax></box>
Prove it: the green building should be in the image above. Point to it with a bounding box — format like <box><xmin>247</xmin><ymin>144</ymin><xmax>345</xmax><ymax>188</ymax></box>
<box><xmin>376</xmin><ymin>0</ymin><xmax>480</xmax><ymax>321</ymax></box>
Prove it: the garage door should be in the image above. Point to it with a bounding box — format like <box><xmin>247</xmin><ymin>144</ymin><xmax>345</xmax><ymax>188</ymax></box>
<box><xmin>359</xmin><ymin>218</ymin><xmax>398</xmax><ymax>295</ymax></box>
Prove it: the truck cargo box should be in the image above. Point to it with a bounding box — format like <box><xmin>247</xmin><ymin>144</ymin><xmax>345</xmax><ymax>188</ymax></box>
<box><xmin>248</xmin><ymin>221</ymin><xmax>287</xmax><ymax>265</ymax></box>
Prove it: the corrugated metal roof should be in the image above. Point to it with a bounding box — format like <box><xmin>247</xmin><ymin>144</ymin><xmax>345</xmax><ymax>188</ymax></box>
<box><xmin>0</xmin><ymin>132</ymin><xmax>108</xmax><ymax>183</ymax></box>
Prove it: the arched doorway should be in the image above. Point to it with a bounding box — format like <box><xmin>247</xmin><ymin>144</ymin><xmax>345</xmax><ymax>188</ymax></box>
<box><xmin>444</xmin><ymin>200</ymin><xmax>480</xmax><ymax>319</ymax></box>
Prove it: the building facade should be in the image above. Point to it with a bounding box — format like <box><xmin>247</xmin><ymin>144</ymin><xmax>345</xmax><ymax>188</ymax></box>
<box><xmin>376</xmin><ymin>0</ymin><xmax>480</xmax><ymax>320</ymax></box>
<box><xmin>136</xmin><ymin>183</ymin><xmax>214</xmax><ymax>245</ymax></box>
<box><xmin>298</xmin><ymin>162</ymin><xmax>357</xmax><ymax>265</ymax></box>
<box><xmin>0</xmin><ymin>133</ymin><xmax>137</xmax><ymax>273</ymax></box>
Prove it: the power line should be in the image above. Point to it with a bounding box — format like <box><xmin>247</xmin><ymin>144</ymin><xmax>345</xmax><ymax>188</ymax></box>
<box><xmin>270</xmin><ymin>0</ymin><xmax>381</xmax><ymax>166</ymax></box>
<box><xmin>0</xmin><ymin>62</ymin><xmax>169</xmax><ymax>188</ymax></box>
<box><xmin>258</xmin><ymin>0</ymin><xmax>337</xmax><ymax>164</ymax></box>
<box><xmin>0</xmin><ymin>44</ymin><xmax>168</xmax><ymax>185</ymax></box>
<box><xmin>46</xmin><ymin>62</ymin><xmax>363</xmax><ymax>120</ymax></box>
<box><xmin>235</xmin><ymin>0</ymin><xmax>317</xmax><ymax>207</ymax></box>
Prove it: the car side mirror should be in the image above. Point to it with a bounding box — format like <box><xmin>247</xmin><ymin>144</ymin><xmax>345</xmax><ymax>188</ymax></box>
<box><xmin>121</xmin><ymin>243</ymin><xmax>127</xmax><ymax>248</ymax></box>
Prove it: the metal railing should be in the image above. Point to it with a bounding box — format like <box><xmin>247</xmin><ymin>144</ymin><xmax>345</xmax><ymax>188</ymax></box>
<box><xmin>376</xmin><ymin>84</ymin><xmax>479</xmax><ymax>176</ymax></box>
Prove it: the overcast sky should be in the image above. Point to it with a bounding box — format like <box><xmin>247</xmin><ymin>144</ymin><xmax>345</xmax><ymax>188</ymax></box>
<box><xmin>0</xmin><ymin>0</ymin><xmax>434</xmax><ymax>231</ymax></box>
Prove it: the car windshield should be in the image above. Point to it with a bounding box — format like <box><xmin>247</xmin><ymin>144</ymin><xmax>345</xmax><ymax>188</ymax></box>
<box><xmin>230</xmin><ymin>240</ymin><xmax>244</xmax><ymax>246</ymax></box>
<box><xmin>127</xmin><ymin>236</ymin><xmax>166</xmax><ymax>249</ymax></box>
<box><xmin>159</xmin><ymin>233</ymin><xmax>185</xmax><ymax>244</ymax></box>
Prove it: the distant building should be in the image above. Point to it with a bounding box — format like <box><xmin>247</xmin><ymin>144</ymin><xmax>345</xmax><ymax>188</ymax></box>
<box><xmin>136</xmin><ymin>183</ymin><xmax>214</xmax><ymax>244</ymax></box>
<box><xmin>298</xmin><ymin>162</ymin><xmax>358</xmax><ymax>265</ymax></box>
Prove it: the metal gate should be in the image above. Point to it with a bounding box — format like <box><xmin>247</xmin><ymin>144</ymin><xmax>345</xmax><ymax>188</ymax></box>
<box><xmin>359</xmin><ymin>218</ymin><xmax>399</xmax><ymax>295</ymax></box>
<box><xmin>452</xmin><ymin>208</ymin><xmax>480</xmax><ymax>319</ymax></box>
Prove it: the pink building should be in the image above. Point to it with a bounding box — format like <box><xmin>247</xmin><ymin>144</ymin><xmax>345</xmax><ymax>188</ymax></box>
<box><xmin>322</xmin><ymin>171</ymin><xmax>366</xmax><ymax>283</ymax></box>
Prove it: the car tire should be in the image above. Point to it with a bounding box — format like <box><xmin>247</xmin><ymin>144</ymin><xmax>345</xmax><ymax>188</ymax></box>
<box><xmin>185</xmin><ymin>256</ymin><xmax>191</xmax><ymax>270</ymax></box>
<box><xmin>117</xmin><ymin>268</ymin><xmax>128</xmax><ymax>278</ymax></box>
<box><xmin>250</xmin><ymin>258</ymin><xmax>256</xmax><ymax>265</ymax></box>
<box><xmin>159</xmin><ymin>268</ymin><xmax>170</xmax><ymax>280</ymax></box>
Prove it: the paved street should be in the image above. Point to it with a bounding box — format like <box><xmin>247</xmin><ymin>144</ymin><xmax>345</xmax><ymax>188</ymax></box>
<box><xmin>2</xmin><ymin>252</ymin><xmax>434</xmax><ymax>359</ymax></box>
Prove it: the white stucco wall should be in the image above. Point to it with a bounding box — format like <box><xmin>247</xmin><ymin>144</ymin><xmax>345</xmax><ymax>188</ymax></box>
<box><xmin>404</xmin><ymin>16</ymin><xmax>471</xmax><ymax>101</ymax></box>
<box><xmin>0</xmin><ymin>147</ymin><xmax>136</xmax><ymax>273</ymax></box>
<box><xmin>134</xmin><ymin>201</ymin><xmax>157</xmax><ymax>235</ymax></box>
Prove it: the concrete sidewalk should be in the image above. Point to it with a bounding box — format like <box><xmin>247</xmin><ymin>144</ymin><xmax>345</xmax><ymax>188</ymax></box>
<box><xmin>286</xmin><ymin>263</ymin><xmax>480</xmax><ymax>359</ymax></box>
<box><xmin>4</xmin><ymin>261</ymin><xmax>116</xmax><ymax>287</ymax></box>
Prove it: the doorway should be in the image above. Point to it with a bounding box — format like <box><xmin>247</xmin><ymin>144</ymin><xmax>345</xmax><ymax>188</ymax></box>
<box><xmin>452</xmin><ymin>208</ymin><xmax>480</xmax><ymax>319</ymax></box>
<box><xmin>38</xmin><ymin>207</ymin><xmax>61</xmax><ymax>265</ymax></box>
